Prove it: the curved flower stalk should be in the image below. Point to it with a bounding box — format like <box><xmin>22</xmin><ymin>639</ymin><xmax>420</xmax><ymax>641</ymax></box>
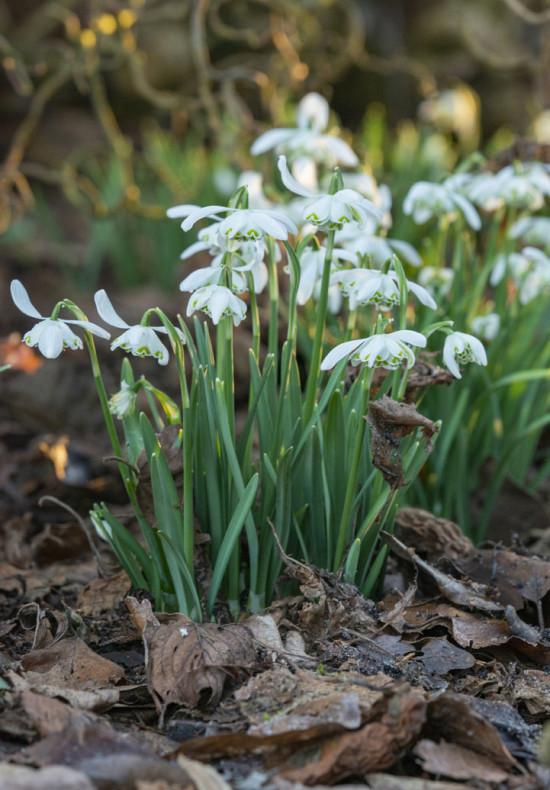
<box><xmin>186</xmin><ymin>285</ymin><xmax>247</xmax><ymax>326</ymax></box>
<box><xmin>278</xmin><ymin>155</ymin><xmax>383</xmax><ymax>230</ymax></box>
<box><xmin>167</xmin><ymin>201</ymin><xmax>297</xmax><ymax>242</ymax></box>
<box><xmin>251</xmin><ymin>92</ymin><xmax>358</xmax><ymax>168</ymax></box>
<box><xmin>320</xmin><ymin>329</ymin><xmax>427</xmax><ymax>371</ymax></box>
<box><xmin>443</xmin><ymin>331</ymin><xmax>487</xmax><ymax>379</ymax></box>
<box><xmin>333</xmin><ymin>268</ymin><xmax>436</xmax><ymax>311</ymax></box>
<box><xmin>237</xmin><ymin>171</ymin><xmax>273</xmax><ymax>211</ymax></box>
<box><xmin>403</xmin><ymin>180</ymin><xmax>481</xmax><ymax>229</ymax></box>
<box><xmin>510</xmin><ymin>216</ymin><xmax>550</xmax><ymax>248</ymax></box>
<box><xmin>94</xmin><ymin>290</ymin><xmax>184</xmax><ymax>366</ymax></box>
<box><xmin>11</xmin><ymin>280</ymin><xmax>110</xmax><ymax>358</ymax></box>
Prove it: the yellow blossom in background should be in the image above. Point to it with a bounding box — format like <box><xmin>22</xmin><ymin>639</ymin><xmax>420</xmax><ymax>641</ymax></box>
<box><xmin>80</xmin><ymin>29</ymin><xmax>97</xmax><ymax>49</ymax></box>
<box><xmin>95</xmin><ymin>14</ymin><xmax>117</xmax><ymax>36</ymax></box>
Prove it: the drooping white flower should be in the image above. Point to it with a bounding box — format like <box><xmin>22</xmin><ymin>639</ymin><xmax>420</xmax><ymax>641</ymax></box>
<box><xmin>489</xmin><ymin>246</ymin><xmax>550</xmax><ymax>304</ymax></box>
<box><xmin>278</xmin><ymin>155</ymin><xmax>382</xmax><ymax>231</ymax></box>
<box><xmin>286</xmin><ymin>245</ymin><xmax>354</xmax><ymax>305</ymax></box>
<box><xmin>443</xmin><ymin>331</ymin><xmax>487</xmax><ymax>379</ymax></box>
<box><xmin>509</xmin><ymin>216</ymin><xmax>550</xmax><ymax>248</ymax></box>
<box><xmin>418</xmin><ymin>266</ymin><xmax>454</xmax><ymax>299</ymax></box>
<box><xmin>332</xmin><ymin>267</ymin><xmax>435</xmax><ymax>311</ymax></box>
<box><xmin>108</xmin><ymin>381</ymin><xmax>137</xmax><ymax>419</ymax></box>
<box><xmin>336</xmin><ymin>231</ymin><xmax>422</xmax><ymax>268</ymax></box>
<box><xmin>251</xmin><ymin>92</ymin><xmax>358</xmax><ymax>168</ymax></box>
<box><xmin>403</xmin><ymin>181</ymin><xmax>481</xmax><ymax>229</ymax></box>
<box><xmin>10</xmin><ymin>279</ymin><xmax>110</xmax><ymax>359</ymax></box>
<box><xmin>467</xmin><ymin>163</ymin><xmax>550</xmax><ymax>213</ymax></box>
<box><xmin>167</xmin><ymin>202</ymin><xmax>297</xmax><ymax>241</ymax></box>
<box><xmin>94</xmin><ymin>290</ymin><xmax>183</xmax><ymax>366</ymax></box>
<box><xmin>471</xmin><ymin>313</ymin><xmax>500</xmax><ymax>342</ymax></box>
<box><xmin>186</xmin><ymin>285</ymin><xmax>247</xmax><ymax>326</ymax></box>
<box><xmin>321</xmin><ymin>329</ymin><xmax>427</xmax><ymax>371</ymax></box>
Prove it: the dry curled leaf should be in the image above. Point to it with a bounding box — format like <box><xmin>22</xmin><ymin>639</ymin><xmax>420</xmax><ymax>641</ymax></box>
<box><xmin>127</xmin><ymin>597</ymin><xmax>256</xmax><ymax>720</ymax></box>
<box><xmin>414</xmin><ymin>739</ymin><xmax>509</xmax><ymax>783</ymax></box>
<box><xmin>367</xmin><ymin>396</ymin><xmax>438</xmax><ymax>488</ymax></box>
<box><xmin>279</xmin><ymin>687</ymin><xmax>427</xmax><ymax>785</ymax></box>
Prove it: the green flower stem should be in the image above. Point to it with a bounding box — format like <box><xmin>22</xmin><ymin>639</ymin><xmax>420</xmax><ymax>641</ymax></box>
<box><xmin>303</xmin><ymin>228</ymin><xmax>336</xmax><ymax>422</ymax></box>
<box><xmin>333</xmin><ymin>367</ymin><xmax>373</xmax><ymax>571</ymax></box>
<box><xmin>344</xmin><ymin>307</ymin><xmax>357</xmax><ymax>342</ymax></box>
<box><xmin>267</xmin><ymin>237</ymin><xmax>279</xmax><ymax>361</ymax></box>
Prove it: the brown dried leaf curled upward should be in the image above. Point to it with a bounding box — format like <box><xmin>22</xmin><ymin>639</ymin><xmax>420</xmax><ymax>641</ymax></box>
<box><xmin>367</xmin><ymin>395</ymin><xmax>438</xmax><ymax>488</ymax></box>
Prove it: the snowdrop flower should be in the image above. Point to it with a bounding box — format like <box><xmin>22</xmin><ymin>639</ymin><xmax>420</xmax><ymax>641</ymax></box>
<box><xmin>490</xmin><ymin>246</ymin><xmax>550</xmax><ymax>289</ymax></box>
<box><xmin>108</xmin><ymin>381</ymin><xmax>137</xmax><ymax>419</ymax></box>
<box><xmin>403</xmin><ymin>181</ymin><xmax>481</xmax><ymax>230</ymax></box>
<box><xmin>336</xmin><ymin>232</ymin><xmax>422</xmax><ymax>268</ymax></box>
<box><xmin>339</xmin><ymin>173</ymin><xmax>393</xmax><ymax>231</ymax></box>
<box><xmin>418</xmin><ymin>266</ymin><xmax>454</xmax><ymax>299</ymax></box>
<box><xmin>167</xmin><ymin>202</ymin><xmax>297</xmax><ymax>241</ymax></box>
<box><xmin>251</xmin><ymin>92</ymin><xmax>358</xmax><ymax>168</ymax></box>
<box><xmin>466</xmin><ymin>168</ymin><xmax>545</xmax><ymax>212</ymax></box>
<box><xmin>10</xmin><ymin>279</ymin><xmax>110</xmax><ymax>359</ymax></box>
<box><xmin>443</xmin><ymin>331</ymin><xmax>487</xmax><ymax>379</ymax></box>
<box><xmin>278</xmin><ymin>155</ymin><xmax>382</xmax><ymax>230</ymax></box>
<box><xmin>287</xmin><ymin>245</ymin><xmax>354</xmax><ymax>305</ymax></box>
<box><xmin>237</xmin><ymin>171</ymin><xmax>273</xmax><ymax>211</ymax></box>
<box><xmin>332</xmin><ymin>268</ymin><xmax>436</xmax><ymax>311</ymax></box>
<box><xmin>187</xmin><ymin>285</ymin><xmax>247</xmax><ymax>326</ymax></box>
<box><xmin>94</xmin><ymin>290</ymin><xmax>183</xmax><ymax>366</ymax></box>
<box><xmin>321</xmin><ymin>330</ymin><xmax>427</xmax><ymax>371</ymax></box>
<box><xmin>471</xmin><ymin>313</ymin><xmax>500</xmax><ymax>342</ymax></box>
<box><xmin>510</xmin><ymin>216</ymin><xmax>550</xmax><ymax>248</ymax></box>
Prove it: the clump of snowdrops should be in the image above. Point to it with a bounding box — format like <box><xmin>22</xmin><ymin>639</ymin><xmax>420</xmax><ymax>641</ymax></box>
<box><xmin>11</xmin><ymin>93</ymin><xmax>489</xmax><ymax>618</ymax></box>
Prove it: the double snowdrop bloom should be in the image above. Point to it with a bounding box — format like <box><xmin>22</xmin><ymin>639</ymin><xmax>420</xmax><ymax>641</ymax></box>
<box><xmin>471</xmin><ymin>313</ymin><xmax>500</xmax><ymax>342</ymax></box>
<box><xmin>108</xmin><ymin>381</ymin><xmax>137</xmax><ymax>419</ymax></box>
<box><xmin>11</xmin><ymin>279</ymin><xmax>110</xmax><ymax>359</ymax></box>
<box><xmin>349</xmin><ymin>269</ymin><xmax>436</xmax><ymax>311</ymax></box>
<box><xmin>510</xmin><ymin>216</ymin><xmax>550</xmax><ymax>248</ymax></box>
<box><xmin>278</xmin><ymin>155</ymin><xmax>383</xmax><ymax>231</ymax></box>
<box><xmin>167</xmin><ymin>201</ymin><xmax>297</xmax><ymax>242</ymax></box>
<box><xmin>336</xmin><ymin>231</ymin><xmax>422</xmax><ymax>268</ymax></box>
<box><xmin>180</xmin><ymin>238</ymin><xmax>268</xmax><ymax>296</ymax></box>
<box><xmin>443</xmin><ymin>331</ymin><xmax>487</xmax><ymax>379</ymax></box>
<box><xmin>251</xmin><ymin>92</ymin><xmax>358</xmax><ymax>168</ymax></box>
<box><xmin>186</xmin><ymin>285</ymin><xmax>247</xmax><ymax>326</ymax></box>
<box><xmin>467</xmin><ymin>163</ymin><xmax>550</xmax><ymax>213</ymax></box>
<box><xmin>490</xmin><ymin>247</ymin><xmax>550</xmax><ymax>302</ymax></box>
<box><xmin>94</xmin><ymin>290</ymin><xmax>183</xmax><ymax>366</ymax></box>
<box><xmin>321</xmin><ymin>329</ymin><xmax>427</xmax><ymax>371</ymax></box>
<box><xmin>403</xmin><ymin>180</ymin><xmax>481</xmax><ymax>230</ymax></box>
<box><xmin>287</xmin><ymin>245</ymin><xmax>355</xmax><ymax>305</ymax></box>
<box><xmin>418</xmin><ymin>266</ymin><xmax>454</xmax><ymax>299</ymax></box>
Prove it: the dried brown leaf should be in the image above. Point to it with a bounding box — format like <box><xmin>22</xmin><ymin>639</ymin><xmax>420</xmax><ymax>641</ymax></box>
<box><xmin>381</xmin><ymin>532</ymin><xmax>503</xmax><ymax>612</ymax></box>
<box><xmin>427</xmin><ymin>693</ymin><xmax>517</xmax><ymax>770</ymax></box>
<box><xmin>20</xmin><ymin>636</ymin><xmax>124</xmax><ymax>689</ymax></box>
<box><xmin>279</xmin><ymin>687</ymin><xmax>427</xmax><ymax>785</ymax></box>
<box><xmin>395</xmin><ymin>508</ymin><xmax>474</xmax><ymax>561</ymax></box>
<box><xmin>366</xmin><ymin>775</ymin><xmax>475</xmax><ymax>790</ymax></box>
<box><xmin>127</xmin><ymin>597</ymin><xmax>255</xmax><ymax>718</ymax></box>
<box><xmin>76</xmin><ymin>571</ymin><xmax>131</xmax><ymax>616</ymax></box>
<box><xmin>0</xmin><ymin>764</ymin><xmax>94</xmax><ymax>790</ymax></box>
<box><xmin>367</xmin><ymin>396</ymin><xmax>438</xmax><ymax>488</ymax></box>
<box><xmin>414</xmin><ymin>739</ymin><xmax>509</xmax><ymax>782</ymax></box>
